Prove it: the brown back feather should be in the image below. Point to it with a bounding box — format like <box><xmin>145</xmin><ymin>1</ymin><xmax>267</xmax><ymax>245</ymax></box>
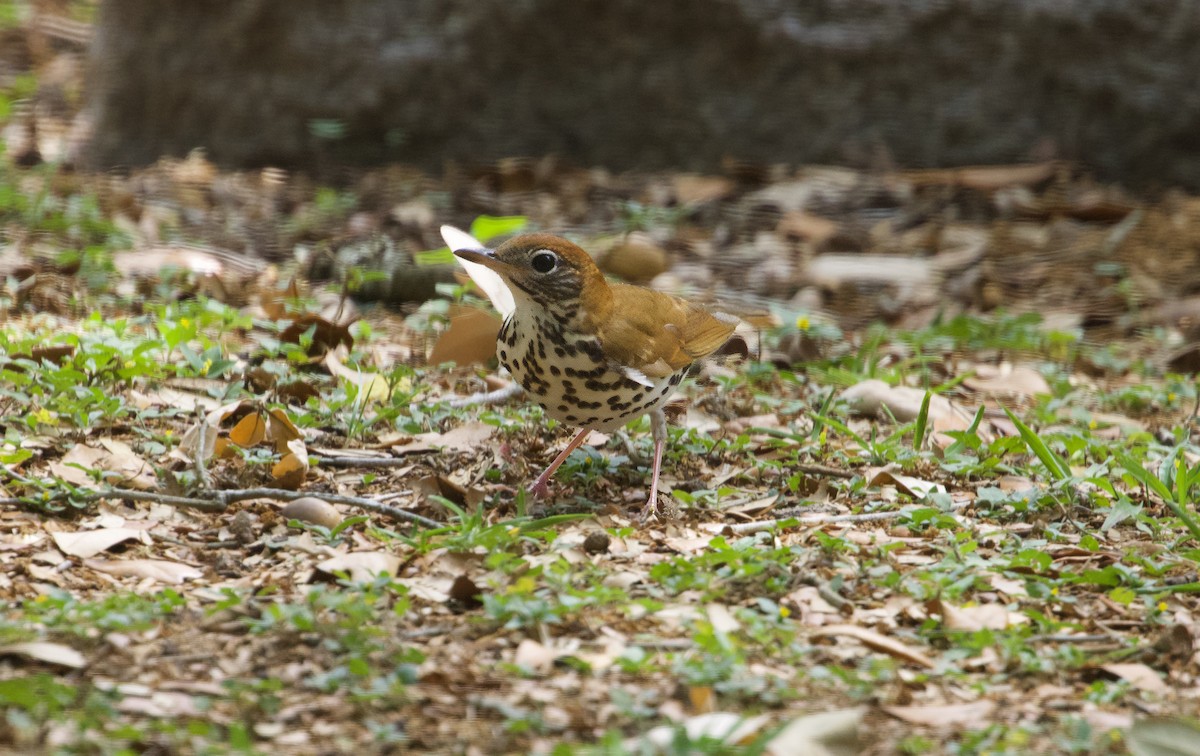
<box><xmin>599</xmin><ymin>284</ymin><xmax>738</xmax><ymax>378</ymax></box>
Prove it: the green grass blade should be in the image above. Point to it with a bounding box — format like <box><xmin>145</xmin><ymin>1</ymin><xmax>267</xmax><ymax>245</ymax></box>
<box><xmin>912</xmin><ymin>391</ymin><xmax>931</xmax><ymax>452</ymax></box>
<box><xmin>1115</xmin><ymin>450</ymin><xmax>1200</xmax><ymax>543</ymax></box>
<box><xmin>1003</xmin><ymin>407</ymin><xmax>1070</xmax><ymax>481</ymax></box>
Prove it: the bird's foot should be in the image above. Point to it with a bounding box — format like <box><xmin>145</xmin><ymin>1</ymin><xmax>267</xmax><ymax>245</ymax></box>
<box><xmin>638</xmin><ymin>495</ymin><xmax>659</xmax><ymax>524</ymax></box>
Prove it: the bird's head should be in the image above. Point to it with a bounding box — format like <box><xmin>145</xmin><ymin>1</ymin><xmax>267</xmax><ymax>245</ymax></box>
<box><xmin>453</xmin><ymin>233</ymin><xmax>610</xmax><ymax>313</ymax></box>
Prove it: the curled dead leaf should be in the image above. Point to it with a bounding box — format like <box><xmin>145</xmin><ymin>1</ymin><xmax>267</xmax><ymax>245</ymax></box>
<box><xmin>810</xmin><ymin>624</ymin><xmax>935</xmax><ymax>669</ymax></box>
<box><xmin>316</xmin><ymin>551</ymin><xmax>402</xmax><ymax>582</ymax></box>
<box><xmin>1100</xmin><ymin>663</ymin><xmax>1169</xmax><ymax>695</ymax></box>
<box><xmin>765</xmin><ymin>707</ymin><xmax>864</xmax><ymax>756</ymax></box>
<box><xmin>428</xmin><ymin>305</ymin><xmax>501</xmax><ymax>367</ymax></box>
<box><xmin>882</xmin><ymin>700</ymin><xmax>995</xmax><ymax>727</ymax></box>
<box><xmin>52</xmin><ymin>528</ymin><xmax>145</xmax><ymax>558</ymax></box>
<box><xmin>936</xmin><ymin>598</ymin><xmax>1022</xmax><ymax>632</ymax></box>
<box><xmin>229</xmin><ymin>411</ymin><xmax>267</xmax><ymax>447</ymax></box>
<box><xmin>85</xmin><ymin>558</ymin><xmax>203</xmax><ymax>585</ymax></box>
<box><xmin>271</xmin><ymin>438</ymin><xmax>309</xmax><ymax>489</ymax></box>
<box><xmin>266</xmin><ymin>408</ymin><xmax>303</xmax><ymax>452</ymax></box>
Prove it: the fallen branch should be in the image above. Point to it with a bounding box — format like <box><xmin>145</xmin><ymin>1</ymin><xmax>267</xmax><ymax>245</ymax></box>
<box><xmin>712</xmin><ymin>499</ymin><xmax>975</xmax><ymax>534</ymax></box>
<box><xmin>313</xmin><ymin>456</ymin><xmax>423</xmax><ymax>468</ymax></box>
<box><xmin>0</xmin><ymin>476</ymin><xmax>442</xmax><ymax>529</ymax></box>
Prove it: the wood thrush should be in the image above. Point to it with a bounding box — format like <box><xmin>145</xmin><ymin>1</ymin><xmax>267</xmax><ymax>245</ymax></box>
<box><xmin>449</xmin><ymin>229</ymin><xmax>738</xmax><ymax>519</ymax></box>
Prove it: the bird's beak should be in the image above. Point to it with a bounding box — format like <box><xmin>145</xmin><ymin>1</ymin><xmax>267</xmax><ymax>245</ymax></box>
<box><xmin>453</xmin><ymin>248</ymin><xmax>518</xmax><ymax>277</ymax></box>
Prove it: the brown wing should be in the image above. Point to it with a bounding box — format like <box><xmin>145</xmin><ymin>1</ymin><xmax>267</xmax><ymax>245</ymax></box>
<box><xmin>599</xmin><ymin>285</ymin><xmax>738</xmax><ymax>379</ymax></box>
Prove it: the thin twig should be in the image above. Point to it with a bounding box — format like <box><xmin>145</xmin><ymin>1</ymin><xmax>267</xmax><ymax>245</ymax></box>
<box><xmin>313</xmin><ymin>456</ymin><xmax>422</xmax><ymax>468</ymax></box>
<box><xmin>447</xmin><ymin>382</ymin><xmax>523</xmax><ymax>409</ymax></box>
<box><xmin>712</xmin><ymin>499</ymin><xmax>975</xmax><ymax>534</ymax></box>
<box><xmin>214</xmin><ymin>487</ymin><xmax>441</xmax><ymax>528</ymax></box>
<box><xmin>790</xmin><ymin>463</ymin><xmax>857</xmax><ymax>479</ymax></box>
<box><xmin>1029</xmin><ymin>634</ymin><xmax>1117</xmax><ymax>644</ymax></box>
<box><xmin>0</xmin><ymin>483</ymin><xmax>442</xmax><ymax>529</ymax></box>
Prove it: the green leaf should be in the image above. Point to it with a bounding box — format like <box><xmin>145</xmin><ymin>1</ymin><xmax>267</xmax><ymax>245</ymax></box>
<box><xmin>912</xmin><ymin>390</ymin><xmax>931</xmax><ymax>452</ymax></box>
<box><xmin>1109</xmin><ymin>586</ymin><xmax>1136</xmax><ymax>605</ymax></box>
<box><xmin>1004</xmin><ymin>407</ymin><xmax>1070</xmax><ymax>481</ymax></box>
<box><xmin>470</xmin><ymin>215</ymin><xmax>527</xmax><ymax>243</ymax></box>
<box><xmin>414</xmin><ymin>247</ymin><xmax>457</xmax><ymax>266</ymax></box>
<box><xmin>1115</xmin><ymin>450</ymin><xmax>1200</xmax><ymax>543</ymax></box>
<box><xmin>330</xmin><ymin>515</ymin><xmax>369</xmax><ymax>538</ymax></box>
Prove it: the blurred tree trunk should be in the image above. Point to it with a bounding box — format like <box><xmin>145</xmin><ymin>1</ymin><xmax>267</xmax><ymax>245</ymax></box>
<box><xmin>86</xmin><ymin>0</ymin><xmax>1200</xmax><ymax>188</ymax></box>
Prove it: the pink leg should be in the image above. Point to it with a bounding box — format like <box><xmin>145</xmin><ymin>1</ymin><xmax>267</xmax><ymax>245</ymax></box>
<box><xmin>639</xmin><ymin>409</ymin><xmax>668</xmax><ymax>522</ymax></box>
<box><xmin>529</xmin><ymin>427</ymin><xmax>591</xmax><ymax>499</ymax></box>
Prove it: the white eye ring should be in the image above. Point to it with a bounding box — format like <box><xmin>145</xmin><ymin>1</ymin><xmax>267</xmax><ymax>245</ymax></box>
<box><xmin>531</xmin><ymin>250</ymin><xmax>558</xmax><ymax>273</ymax></box>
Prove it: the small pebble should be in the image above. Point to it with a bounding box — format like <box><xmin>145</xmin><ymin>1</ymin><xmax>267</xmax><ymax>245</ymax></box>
<box><xmin>583</xmin><ymin>532</ymin><xmax>611</xmax><ymax>554</ymax></box>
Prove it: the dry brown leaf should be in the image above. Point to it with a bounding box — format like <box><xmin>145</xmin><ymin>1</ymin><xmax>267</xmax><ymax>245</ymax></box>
<box><xmin>0</xmin><ymin>641</ymin><xmax>87</xmax><ymax>669</ymax></box>
<box><xmin>49</xmin><ymin>444</ymin><xmax>109</xmax><ymax>487</ymax></box>
<box><xmin>398</xmin><ymin>422</ymin><xmax>496</xmax><ymax>455</ymax></box>
<box><xmin>115</xmin><ymin>690</ymin><xmax>203</xmax><ymax>718</ymax></box>
<box><xmin>205</xmin><ymin>399</ymin><xmax>253</xmax><ymax>428</ymax></box>
<box><xmin>777</xmin><ymin>210</ymin><xmax>840</xmax><ymax>245</ymax></box>
<box><xmin>765</xmin><ymin>707</ymin><xmax>864</xmax><ymax>756</ymax></box>
<box><xmin>1100</xmin><ymin>663</ymin><xmax>1169</xmax><ymax>694</ymax></box>
<box><xmin>266</xmin><ymin>408</ymin><xmax>303</xmax><ymax>452</ymax></box>
<box><xmin>271</xmin><ymin>438</ymin><xmax>309</xmax><ymax>489</ymax></box>
<box><xmin>937</xmin><ymin>599</ymin><xmax>1021</xmax><ymax>631</ymax></box>
<box><xmin>3</xmin><ymin>344</ymin><xmax>75</xmax><ymax>369</ymax></box>
<box><xmin>396</xmin><ymin>575</ymin><xmax>453</xmax><ymax>603</ymax></box>
<box><xmin>229</xmin><ymin>412</ymin><xmax>267</xmax><ymax>447</ymax></box>
<box><xmin>128</xmin><ymin>386</ymin><xmax>218</xmax><ymax>413</ymax></box>
<box><xmin>841</xmin><ymin>380</ymin><xmax>967</xmax><ymax>427</ymax></box>
<box><xmin>866</xmin><ymin>468</ymin><xmax>945</xmax><ymax>500</ymax></box>
<box><xmin>640</xmin><ymin>712</ymin><xmax>770</xmax><ymax>751</ymax></box>
<box><xmin>97</xmin><ymin>439</ymin><xmax>158</xmax><ymax>491</ymax></box>
<box><xmin>428</xmin><ymin>305</ymin><xmax>501</xmax><ymax>366</ymax></box>
<box><xmin>85</xmin><ymin>558</ymin><xmax>203</xmax><ymax>584</ymax></box>
<box><xmin>277</xmin><ymin>379</ymin><xmax>321</xmax><ymax>406</ymax></box>
<box><xmin>51</xmin><ymin>528</ymin><xmax>145</xmax><ymax>558</ymax></box>
<box><xmin>963</xmin><ymin>364</ymin><xmax>1051</xmax><ymax>397</ymax></box>
<box><xmin>177</xmin><ymin>418</ymin><xmax>219</xmax><ymax>463</ymax></box>
<box><xmin>687</xmin><ymin>686</ymin><xmax>717</xmax><ymax>713</ymax></box>
<box><xmin>281</xmin><ymin>312</ymin><xmax>353</xmax><ymax>356</ymax></box>
<box><xmin>315</xmin><ymin>551</ymin><xmax>402</xmax><ymax>582</ymax></box>
<box><xmin>513</xmin><ymin>639</ymin><xmax>557</xmax><ymax>675</ymax></box>
<box><xmin>810</xmin><ymin>624</ymin><xmax>935</xmax><ymax>668</ymax></box>
<box><xmin>672</xmin><ymin>174</ymin><xmax>734</xmax><ymax>205</ymax></box>
<box><xmin>882</xmin><ymin>699</ymin><xmax>996</xmax><ymax>727</ymax></box>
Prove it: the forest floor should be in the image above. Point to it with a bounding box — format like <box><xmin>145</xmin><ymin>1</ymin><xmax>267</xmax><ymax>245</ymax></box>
<box><xmin>2</xmin><ymin>146</ymin><xmax>1200</xmax><ymax>756</ymax></box>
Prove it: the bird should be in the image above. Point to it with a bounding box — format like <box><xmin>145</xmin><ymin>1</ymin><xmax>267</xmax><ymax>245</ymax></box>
<box><xmin>445</xmin><ymin>227</ymin><xmax>738</xmax><ymax>520</ymax></box>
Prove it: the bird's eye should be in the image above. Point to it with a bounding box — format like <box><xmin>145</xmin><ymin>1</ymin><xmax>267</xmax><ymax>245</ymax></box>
<box><xmin>531</xmin><ymin>251</ymin><xmax>558</xmax><ymax>273</ymax></box>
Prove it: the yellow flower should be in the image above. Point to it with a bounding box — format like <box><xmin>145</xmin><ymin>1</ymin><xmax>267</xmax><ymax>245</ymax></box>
<box><xmin>795</xmin><ymin>315</ymin><xmax>810</xmax><ymax>331</ymax></box>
